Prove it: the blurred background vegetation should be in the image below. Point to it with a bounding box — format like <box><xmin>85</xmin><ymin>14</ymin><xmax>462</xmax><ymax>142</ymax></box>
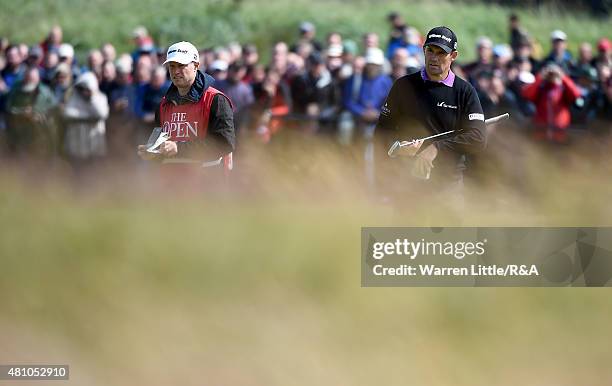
<box><xmin>0</xmin><ymin>0</ymin><xmax>609</xmax><ymax>62</ymax></box>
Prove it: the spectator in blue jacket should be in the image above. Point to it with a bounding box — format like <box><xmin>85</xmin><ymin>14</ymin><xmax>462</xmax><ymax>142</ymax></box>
<box><xmin>1</xmin><ymin>45</ymin><xmax>24</xmax><ymax>90</ymax></box>
<box><xmin>109</xmin><ymin>60</ymin><xmax>135</xmax><ymax>116</ymax></box>
<box><xmin>543</xmin><ymin>30</ymin><xmax>573</xmax><ymax>74</ymax></box>
<box><xmin>132</xmin><ymin>54</ymin><xmax>153</xmax><ymax>119</ymax></box>
<box><xmin>387</xmin><ymin>27</ymin><xmax>422</xmax><ymax>60</ymax></box>
<box><xmin>342</xmin><ymin>48</ymin><xmax>392</xmax><ymax>128</ymax></box>
<box><xmin>141</xmin><ymin>66</ymin><xmax>170</xmax><ymax>124</ymax></box>
<box><xmin>216</xmin><ymin>61</ymin><xmax>254</xmax><ymax>132</ymax></box>
<box><xmin>386</xmin><ymin>12</ymin><xmax>406</xmax><ymax>58</ymax></box>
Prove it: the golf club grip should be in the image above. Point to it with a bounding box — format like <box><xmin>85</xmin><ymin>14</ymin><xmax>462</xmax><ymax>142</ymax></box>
<box><xmin>485</xmin><ymin>113</ymin><xmax>509</xmax><ymax>126</ymax></box>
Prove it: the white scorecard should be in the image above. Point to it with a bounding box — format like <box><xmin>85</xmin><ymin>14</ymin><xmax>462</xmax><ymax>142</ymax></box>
<box><xmin>144</xmin><ymin>127</ymin><xmax>170</xmax><ymax>154</ymax></box>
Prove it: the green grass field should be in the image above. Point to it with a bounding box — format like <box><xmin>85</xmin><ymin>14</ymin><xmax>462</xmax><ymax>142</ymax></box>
<box><xmin>0</xmin><ymin>0</ymin><xmax>609</xmax><ymax>62</ymax></box>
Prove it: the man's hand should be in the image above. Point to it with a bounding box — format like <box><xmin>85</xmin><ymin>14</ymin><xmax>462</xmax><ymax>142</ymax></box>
<box><xmin>362</xmin><ymin>108</ymin><xmax>379</xmax><ymax>122</ymax></box>
<box><xmin>137</xmin><ymin>145</ymin><xmax>159</xmax><ymax>161</ymax></box>
<box><xmin>142</xmin><ymin>112</ymin><xmax>155</xmax><ymax>123</ymax></box>
<box><xmin>136</xmin><ymin>141</ymin><xmax>177</xmax><ymax>161</ymax></box>
<box><xmin>306</xmin><ymin>103</ymin><xmax>320</xmax><ymax>117</ymax></box>
<box><xmin>411</xmin><ymin>143</ymin><xmax>438</xmax><ymax>180</ymax></box>
<box><xmin>395</xmin><ymin>139</ymin><xmax>424</xmax><ymax>157</ymax></box>
<box><xmin>418</xmin><ymin>143</ymin><xmax>438</xmax><ymax>163</ymax></box>
<box><xmin>113</xmin><ymin>98</ymin><xmax>129</xmax><ymax>111</ymax></box>
<box><xmin>158</xmin><ymin>141</ymin><xmax>178</xmax><ymax>157</ymax></box>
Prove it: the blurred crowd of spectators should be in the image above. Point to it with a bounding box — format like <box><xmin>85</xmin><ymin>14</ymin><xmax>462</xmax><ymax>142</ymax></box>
<box><xmin>0</xmin><ymin>13</ymin><xmax>611</xmax><ymax>164</ymax></box>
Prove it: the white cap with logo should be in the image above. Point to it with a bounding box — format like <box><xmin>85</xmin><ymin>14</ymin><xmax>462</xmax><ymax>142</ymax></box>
<box><xmin>550</xmin><ymin>30</ymin><xmax>567</xmax><ymax>41</ymax></box>
<box><xmin>163</xmin><ymin>41</ymin><xmax>199</xmax><ymax>66</ymax></box>
<box><xmin>58</xmin><ymin>43</ymin><xmax>74</xmax><ymax>58</ymax></box>
<box><xmin>327</xmin><ymin>44</ymin><xmax>343</xmax><ymax>58</ymax></box>
<box><xmin>365</xmin><ymin>47</ymin><xmax>385</xmax><ymax>66</ymax></box>
<box><xmin>210</xmin><ymin>59</ymin><xmax>229</xmax><ymax>72</ymax></box>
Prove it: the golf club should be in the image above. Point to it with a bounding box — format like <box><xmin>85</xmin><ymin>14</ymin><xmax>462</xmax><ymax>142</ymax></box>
<box><xmin>387</xmin><ymin>113</ymin><xmax>510</xmax><ymax>157</ymax></box>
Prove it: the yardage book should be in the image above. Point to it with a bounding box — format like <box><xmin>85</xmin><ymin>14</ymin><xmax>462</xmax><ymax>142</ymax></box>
<box><xmin>144</xmin><ymin>127</ymin><xmax>169</xmax><ymax>154</ymax></box>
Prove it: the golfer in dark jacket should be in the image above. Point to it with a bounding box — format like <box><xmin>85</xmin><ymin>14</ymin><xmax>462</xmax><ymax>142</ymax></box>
<box><xmin>376</xmin><ymin>26</ymin><xmax>486</xmax><ymax>187</ymax></box>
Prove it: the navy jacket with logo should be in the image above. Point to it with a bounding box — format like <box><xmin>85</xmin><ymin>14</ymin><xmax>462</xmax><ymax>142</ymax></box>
<box><xmin>376</xmin><ymin>70</ymin><xmax>487</xmax><ymax>181</ymax></box>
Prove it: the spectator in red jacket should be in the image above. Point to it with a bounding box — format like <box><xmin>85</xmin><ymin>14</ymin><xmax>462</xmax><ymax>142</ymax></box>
<box><xmin>594</xmin><ymin>38</ymin><xmax>612</xmax><ymax>69</ymax></box>
<box><xmin>522</xmin><ymin>63</ymin><xmax>581</xmax><ymax>142</ymax></box>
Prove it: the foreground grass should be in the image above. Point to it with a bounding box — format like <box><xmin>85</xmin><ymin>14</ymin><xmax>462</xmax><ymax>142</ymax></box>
<box><xmin>1</xmin><ymin>129</ymin><xmax>612</xmax><ymax>384</ymax></box>
<box><xmin>0</xmin><ymin>0</ymin><xmax>609</xmax><ymax>62</ymax></box>
<box><xmin>1</xmin><ymin>188</ymin><xmax>612</xmax><ymax>385</ymax></box>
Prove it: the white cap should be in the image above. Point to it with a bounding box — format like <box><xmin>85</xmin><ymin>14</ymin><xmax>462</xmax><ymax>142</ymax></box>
<box><xmin>116</xmin><ymin>60</ymin><xmax>132</xmax><ymax>74</ymax></box>
<box><xmin>493</xmin><ymin>44</ymin><xmax>512</xmax><ymax>59</ymax></box>
<box><xmin>518</xmin><ymin>71</ymin><xmax>536</xmax><ymax>84</ymax></box>
<box><xmin>115</xmin><ymin>54</ymin><xmax>133</xmax><ymax>74</ymax></box>
<box><xmin>300</xmin><ymin>21</ymin><xmax>315</xmax><ymax>33</ymax></box>
<box><xmin>365</xmin><ymin>47</ymin><xmax>385</xmax><ymax>65</ymax></box>
<box><xmin>132</xmin><ymin>26</ymin><xmax>148</xmax><ymax>38</ymax></box>
<box><xmin>327</xmin><ymin>44</ymin><xmax>343</xmax><ymax>57</ymax></box>
<box><xmin>551</xmin><ymin>30</ymin><xmax>567</xmax><ymax>41</ymax></box>
<box><xmin>75</xmin><ymin>71</ymin><xmax>99</xmax><ymax>91</ymax></box>
<box><xmin>477</xmin><ymin>36</ymin><xmax>493</xmax><ymax>48</ymax></box>
<box><xmin>58</xmin><ymin>43</ymin><xmax>74</xmax><ymax>58</ymax></box>
<box><xmin>210</xmin><ymin>59</ymin><xmax>228</xmax><ymax>72</ymax></box>
<box><xmin>163</xmin><ymin>41</ymin><xmax>199</xmax><ymax>66</ymax></box>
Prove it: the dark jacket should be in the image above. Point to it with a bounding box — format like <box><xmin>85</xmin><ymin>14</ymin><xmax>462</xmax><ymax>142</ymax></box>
<box><xmin>376</xmin><ymin>71</ymin><xmax>487</xmax><ymax>182</ymax></box>
<box><xmin>291</xmin><ymin>70</ymin><xmax>338</xmax><ymax>116</ymax></box>
<box><xmin>5</xmin><ymin>81</ymin><xmax>57</xmax><ymax>153</ymax></box>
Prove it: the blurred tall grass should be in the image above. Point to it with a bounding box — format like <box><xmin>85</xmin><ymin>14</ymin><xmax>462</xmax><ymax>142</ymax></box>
<box><xmin>1</xmin><ymin>1</ymin><xmax>611</xmax><ymax>383</ymax></box>
<box><xmin>1</xmin><ymin>127</ymin><xmax>612</xmax><ymax>385</ymax></box>
<box><xmin>0</xmin><ymin>0</ymin><xmax>609</xmax><ymax>62</ymax></box>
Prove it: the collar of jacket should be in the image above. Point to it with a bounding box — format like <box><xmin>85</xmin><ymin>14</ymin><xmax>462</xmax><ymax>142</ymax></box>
<box><xmin>165</xmin><ymin>70</ymin><xmax>215</xmax><ymax>105</ymax></box>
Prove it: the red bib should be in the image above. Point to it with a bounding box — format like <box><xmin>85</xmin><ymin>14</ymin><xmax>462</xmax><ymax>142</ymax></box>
<box><xmin>159</xmin><ymin>86</ymin><xmax>227</xmax><ymax>142</ymax></box>
<box><xmin>158</xmin><ymin>87</ymin><xmax>233</xmax><ymax>173</ymax></box>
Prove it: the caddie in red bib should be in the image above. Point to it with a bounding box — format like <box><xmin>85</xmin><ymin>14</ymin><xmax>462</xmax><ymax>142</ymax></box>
<box><xmin>138</xmin><ymin>41</ymin><xmax>235</xmax><ymax>173</ymax></box>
